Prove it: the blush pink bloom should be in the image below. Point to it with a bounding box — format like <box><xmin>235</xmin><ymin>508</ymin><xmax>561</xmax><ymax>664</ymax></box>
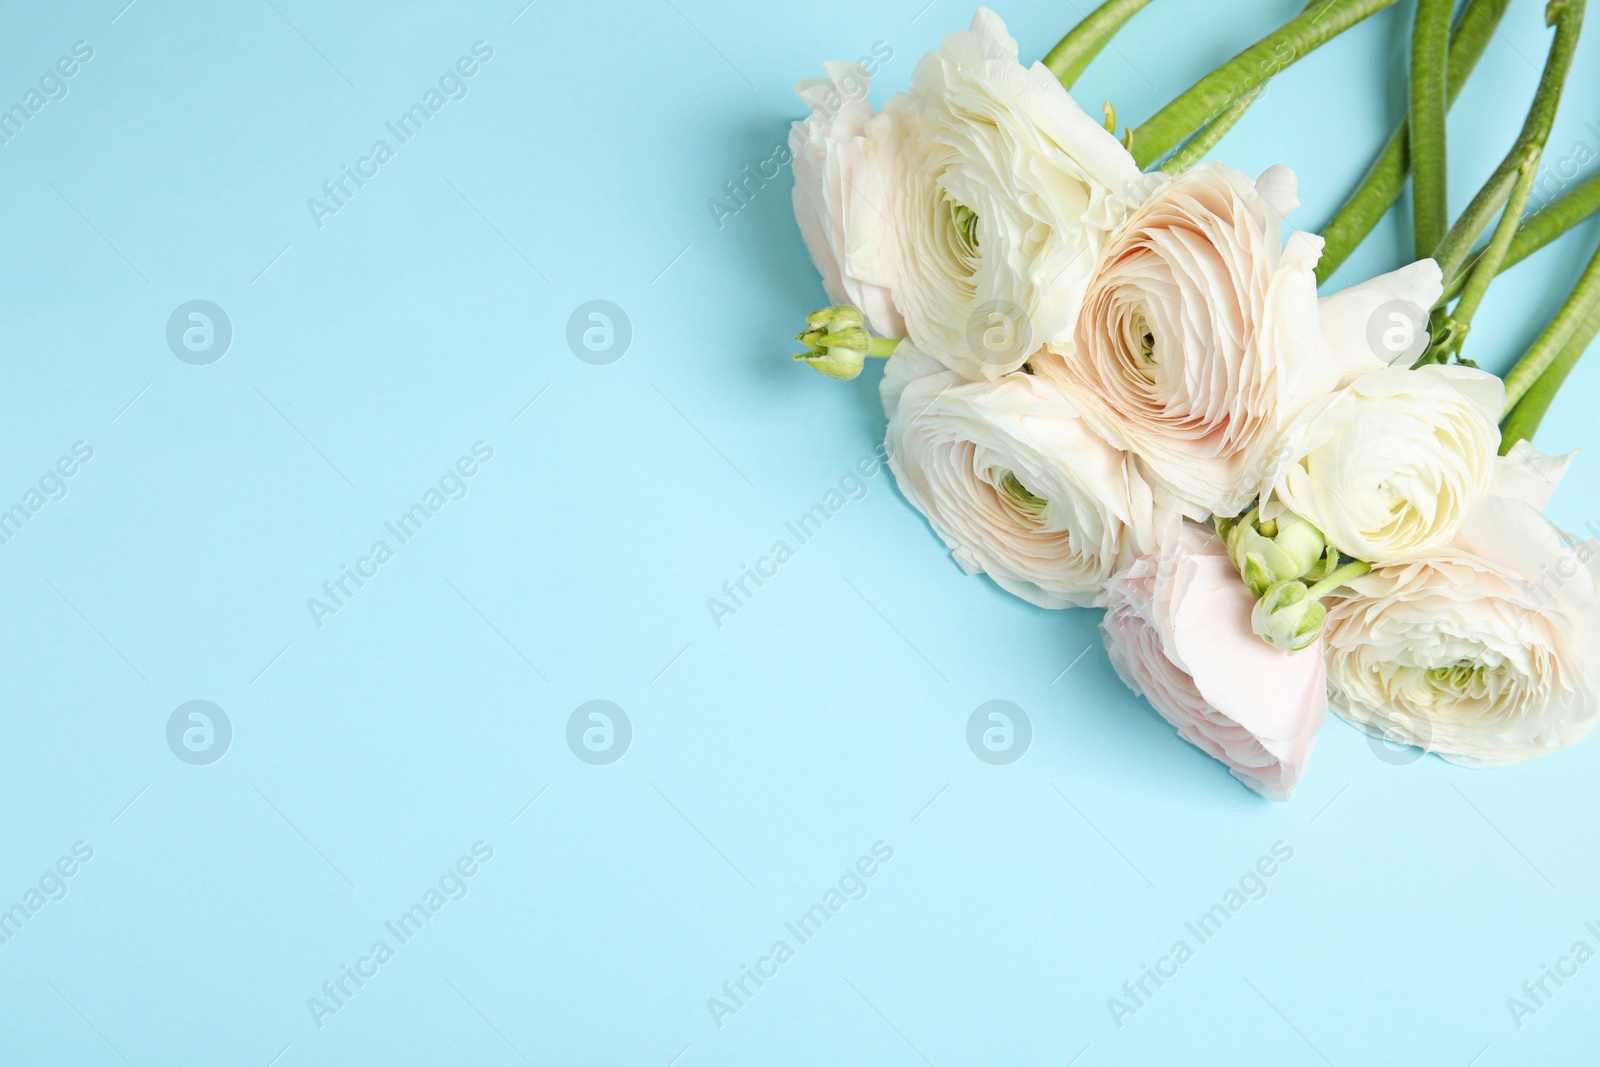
<box><xmin>1032</xmin><ymin>161</ymin><xmax>1440</xmax><ymax>518</ymax></box>
<box><xmin>1100</xmin><ymin>519</ymin><xmax>1328</xmax><ymax>800</ymax></box>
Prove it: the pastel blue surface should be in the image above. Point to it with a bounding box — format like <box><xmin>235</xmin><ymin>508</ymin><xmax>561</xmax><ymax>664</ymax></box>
<box><xmin>1</xmin><ymin>1</ymin><xmax>1597</xmax><ymax>1064</ymax></box>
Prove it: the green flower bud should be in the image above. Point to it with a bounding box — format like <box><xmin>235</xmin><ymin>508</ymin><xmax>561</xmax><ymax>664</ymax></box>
<box><xmin>1272</xmin><ymin>516</ymin><xmax>1326</xmax><ymax>574</ymax></box>
<box><xmin>1241</xmin><ymin>552</ymin><xmax>1276</xmax><ymax>598</ymax></box>
<box><xmin>793</xmin><ymin>306</ymin><xmax>899</xmax><ymax>381</ymax></box>
<box><xmin>1222</xmin><ymin>509</ymin><xmax>1327</xmax><ymax>595</ymax></box>
<box><xmin>1251</xmin><ymin>580</ymin><xmax>1327</xmax><ymax>653</ymax></box>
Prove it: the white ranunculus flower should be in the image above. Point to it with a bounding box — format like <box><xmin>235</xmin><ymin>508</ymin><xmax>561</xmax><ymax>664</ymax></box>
<box><xmin>881</xmin><ymin>346</ymin><xmax>1156</xmax><ymax>608</ymax></box>
<box><xmin>1101</xmin><ymin>517</ymin><xmax>1328</xmax><ymax>800</ymax></box>
<box><xmin>789</xmin><ymin>61</ymin><xmax>904</xmax><ymax>339</ymax></box>
<box><xmin>1269</xmin><ymin>363</ymin><xmax>1503</xmax><ymax>564</ymax></box>
<box><xmin>871</xmin><ymin>8</ymin><xmax>1142</xmax><ymax>380</ymax></box>
<box><xmin>1033</xmin><ymin>161</ymin><xmax>1440</xmax><ymax>518</ymax></box>
<box><xmin>1324</xmin><ymin>443</ymin><xmax>1600</xmax><ymax>765</ymax></box>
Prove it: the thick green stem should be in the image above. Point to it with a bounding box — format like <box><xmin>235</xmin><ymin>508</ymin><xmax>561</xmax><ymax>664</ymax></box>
<box><xmin>1441</xmin><ymin>168</ymin><xmax>1600</xmax><ymax>303</ymax></box>
<box><xmin>867</xmin><ymin>338</ymin><xmax>899</xmax><ymax>358</ymax></box>
<box><xmin>1043</xmin><ymin>0</ymin><xmax>1157</xmax><ymax>89</ymax></box>
<box><xmin>1509</xmin><ymin>168</ymin><xmax>1600</xmax><ymax>267</ymax></box>
<box><xmin>1160</xmin><ymin>83</ymin><xmax>1265</xmax><ymax>174</ymax></box>
<box><xmin>1430</xmin><ymin>148</ymin><xmax>1543</xmax><ymax>362</ymax></box>
<box><xmin>1434</xmin><ymin>0</ymin><xmax>1585</xmax><ymax>291</ymax></box>
<box><xmin>1501</xmin><ymin>238</ymin><xmax>1600</xmax><ymax>412</ymax></box>
<box><xmin>1438</xmin><ymin>168</ymin><xmax>1521</xmax><ymax>293</ymax></box>
<box><xmin>1410</xmin><ymin>0</ymin><xmax>1453</xmax><ymax>259</ymax></box>
<box><xmin>1155</xmin><ymin>0</ymin><xmax>1323</xmax><ymax>174</ymax></box>
<box><xmin>1315</xmin><ymin>0</ymin><xmax>1510</xmax><ymax>286</ymax></box>
<box><xmin>1500</xmin><ymin>283</ymin><xmax>1600</xmax><ymax>450</ymax></box>
<box><xmin>1129</xmin><ymin>0</ymin><xmax>1399</xmax><ymax>170</ymax></box>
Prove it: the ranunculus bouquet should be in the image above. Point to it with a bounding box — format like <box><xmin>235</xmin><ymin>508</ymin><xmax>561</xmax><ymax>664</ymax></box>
<box><xmin>786</xmin><ymin>2</ymin><xmax>1600</xmax><ymax>798</ymax></box>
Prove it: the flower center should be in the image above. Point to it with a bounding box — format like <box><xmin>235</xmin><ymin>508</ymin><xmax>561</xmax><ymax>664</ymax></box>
<box><xmin>1135</xmin><ymin>312</ymin><xmax>1157</xmax><ymax>381</ymax></box>
<box><xmin>1427</xmin><ymin>660</ymin><xmax>1490</xmax><ymax>699</ymax></box>
<box><xmin>1000</xmin><ymin>472</ymin><xmax>1048</xmax><ymax>525</ymax></box>
<box><xmin>951</xmin><ymin>202</ymin><xmax>980</xmax><ymax>264</ymax></box>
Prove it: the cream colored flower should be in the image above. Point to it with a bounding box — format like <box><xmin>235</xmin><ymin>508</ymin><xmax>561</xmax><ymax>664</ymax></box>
<box><xmin>870</xmin><ymin>8</ymin><xmax>1142</xmax><ymax>380</ymax></box>
<box><xmin>1270</xmin><ymin>364</ymin><xmax>1503</xmax><ymax>564</ymax></box>
<box><xmin>881</xmin><ymin>346</ymin><xmax>1156</xmax><ymax>608</ymax></box>
<box><xmin>1324</xmin><ymin>444</ymin><xmax>1600</xmax><ymax>765</ymax></box>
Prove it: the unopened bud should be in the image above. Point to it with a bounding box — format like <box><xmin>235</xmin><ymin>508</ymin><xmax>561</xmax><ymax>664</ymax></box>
<box><xmin>1223</xmin><ymin>509</ymin><xmax>1327</xmax><ymax>596</ymax></box>
<box><xmin>1252</xmin><ymin>580</ymin><xmax>1327</xmax><ymax>653</ymax></box>
<box><xmin>793</xmin><ymin>305</ymin><xmax>899</xmax><ymax>381</ymax></box>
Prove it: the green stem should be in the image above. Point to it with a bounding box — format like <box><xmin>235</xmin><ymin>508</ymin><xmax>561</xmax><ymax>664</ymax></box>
<box><xmin>1434</xmin><ymin>0</ymin><xmax>1585</xmax><ymax>292</ymax></box>
<box><xmin>1501</xmin><ymin>238</ymin><xmax>1600</xmax><ymax>412</ymax></box>
<box><xmin>1129</xmin><ymin>0</ymin><xmax>1399</xmax><ymax>170</ymax></box>
<box><xmin>1430</xmin><ymin>147</ymin><xmax>1543</xmax><ymax>363</ymax></box>
<box><xmin>1155</xmin><ymin>0</ymin><xmax>1323</xmax><ymax>174</ymax></box>
<box><xmin>1409</xmin><ymin>0</ymin><xmax>1453</xmax><ymax>260</ymax></box>
<box><xmin>1159</xmin><ymin>84</ymin><xmax>1265</xmax><ymax>174</ymax></box>
<box><xmin>1500</xmin><ymin>280</ymin><xmax>1600</xmax><ymax>450</ymax></box>
<box><xmin>1315</xmin><ymin>0</ymin><xmax>1510</xmax><ymax>286</ymax></box>
<box><xmin>1307</xmin><ymin>560</ymin><xmax>1372</xmax><ymax>600</ymax></box>
<box><xmin>867</xmin><ymin>338</ymin><xmax>899</xmax><ymax>358</ymax></box>
<box><xmin>1440</xmin><ymin>168</ymin><xmax>1600</xmax><ymax>303</ymax></box>
<box><xmin>1043</xmin><ymin>0</ymin><xmax>1157</xmax><ymax>89</ymax></box>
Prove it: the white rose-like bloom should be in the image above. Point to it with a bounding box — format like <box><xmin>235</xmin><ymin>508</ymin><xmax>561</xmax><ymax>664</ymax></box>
<box><xmin>1325</xmin><ymin>443</ymin><xmax>1600</xmax><ymax>765</ymax></box>
<box><xmin>1269</xmin><ymin>363</ymin><xmax>1503</xmax><ymax>564</ymax></box>
<box><xmin>789</xmin><ymin>61</ymin><xmax>904</xmax><ymax>339</ymax></box>
<box><xmin>1101</xmin><ymin>517</ymin><xmax>1328</xmax><ymax>800</ymax></box>
<box><xmin>871</xmin><ymin>8</ymin><xmax>1142</xmax><ymax>380</ymax></box>
<box><xmin>881</xmin><ymin>346</ymin><xmax>1156</xmax><ymax>608</ymax></box>
<box><xmin>1033</xmin><ymin>162</ymin><xmax>1439</xmax><ymax>518</ymax></box>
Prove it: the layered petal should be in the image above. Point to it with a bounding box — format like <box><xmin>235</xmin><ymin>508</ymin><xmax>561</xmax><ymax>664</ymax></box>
<box><xmin>882</xmin><ymin>346</ymin><xmax>1156</xmax><ymax>608</ymax></box>
<box><xmin>1101</xmin><ymin>519</ymin><xmax>1327</xmax><ymax>799</ymax></box>
<box><xmin>1033</xmin><ymin>163</ymin><xmax>1346</xmax><ymax>517</ymax></box>
<box><xmin>1324</xmin><ymin>446</ymin><xmax>1600</xmax><ymax>765</ymax></box>
<box><xmin>870</xmin><ymin>8</ymin><xmax>1142</xmax><ymax>379</ymax></box>
<box><xmin>1270</xmin><ymin>364</ymin><xmax>1503</xmax><ymax>563</ymax></box>
<box><xmin>1316</xmin><ymin>258</ymin><xmax>1443</xmax><ymax>371</ymax></box>
<box><xmin>789</xmin><ymin>61</ymin><xmax>904</xmax><ymax>338</ymax></box>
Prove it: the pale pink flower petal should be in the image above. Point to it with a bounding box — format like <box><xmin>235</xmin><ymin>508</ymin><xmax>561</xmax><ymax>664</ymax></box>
<box><xmin>1102</xmin><ymin>520</ymin><xmax>1327</xmax><ymax>800</ymax></box>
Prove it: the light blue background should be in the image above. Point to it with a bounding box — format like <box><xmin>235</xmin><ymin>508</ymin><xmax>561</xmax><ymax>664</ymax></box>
<box><xmin>1</xmin><ymin>0</ymin><xmax>1597</xmax><ymax>1064</ymax></box>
